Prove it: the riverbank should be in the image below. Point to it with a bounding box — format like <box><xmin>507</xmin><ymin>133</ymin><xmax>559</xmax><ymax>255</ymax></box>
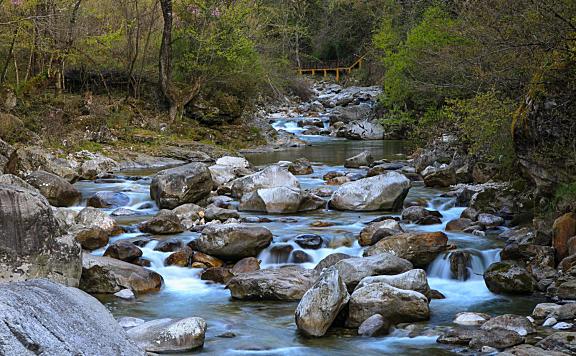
<box><xmin>1</xmin><ymin>83</ymin><xmax>576</xmax><ymax>355</ymax></box>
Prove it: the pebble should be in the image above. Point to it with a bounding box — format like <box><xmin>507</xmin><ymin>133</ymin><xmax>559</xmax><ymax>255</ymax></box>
<box><xmin>481</xmin><ymin>346</ymin><xmax>498</xmax><ymax>353</ymax></box>
<box><xmin>552</xmin><ymin>322</ymin><xmax>573</xmax><ymax>330</ymax></box>
<box><xmin>543</xmin><ymin>317</ymin><xmax>558</xmax><ymax>327</ymax></box>
<box><xmin>114</xmin><ymin>289</ymin><xmax>135</xmax><ymax>300</ymax></box>
<box><xmin>117</xmin><ymin>317</ymin><xmax>145</xmax><ymax>329</ymax></box>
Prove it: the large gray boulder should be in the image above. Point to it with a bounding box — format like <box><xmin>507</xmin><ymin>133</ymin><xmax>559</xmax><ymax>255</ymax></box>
<box><xmin>329</xmin><ymin>172</ymin><xmax>411</xmax><ymax>211</ymax></box>
<box><xmin>239</xmin><ymin>186</ymin><xmax>302</xmax><ymax>214</ymax></box>
<box><xmin>139</xmin><ymin>210</ymin><xmax>185</xmax><ymax>235</ymax></box>
<box><xmin>150</xmin><ymin>163</ymin><xmax>214</xmax><ymax>209</ymax></box>
<box><xmin>231</xmin><ymin>165</ymin><xmax>300</xmax><ymax>198</ymax></box>
<box><xmin>0</xmin><ymin>184</ymin><xmax>81</xmax><ymax>286</ymax></box>
<box><xmin>347</xmin><ymin>282</ymin><xmax>430</xmax><ymax>327</ymax></box>
<box><xmin>332</xmin><ymin>253</ymin><xmax>413</xmax><ymax>290</ymax></box>
<box><xmin>191</xmin><ymin>224</ymin><xmax>273</xmax><ymax>260</ymax></box>
<box><xmin>25</xmin><ymin>170</ymin><xmax>81</xmax><ymax>207</ymax></box>
<box><xmin>5</xmin><ymin>146</ymin><xmax>78</xmax><ymax>182</ymax></box>
<box><xmin>80</xmin><ymin>253</ymin><xmax>163</xmax><ymax>294</ymax></box>
<box><xmin>339</xmin><ymin>119</ymin><xmax>385</xmax><ymax>140</ymax></box>
<box><xmin>295</xmin><ymin>267</ymin><xmax>350</xmax><ymax>337</ymax></box>
<box><xmin>363</xmin><ymin>231</ymin><xmax>449</xmax><ymax>268</ymax></box>
<box><xmin>75</xmin><ymin>207</ymin><xmax>121</xmax><ymax>236</ymax></box>
<box><xmin>228</xmin><ymin>267</ymin><xmax>316</xmax><ymax>301</ymax></box>
<box><xmin>0</xmin><ymin>279</ymin><xmax>144</xmax><ymax>356</ymax></box>
<box><xmin>0</xmin><ymin>173</ymin><xmax>39</xmax><ymax>192</ymax></box>
<box><xmin>209</xmin><ymin>156</ymin><xmax>252</xmax><ymax>186</ymax></box>
<box><xmin>127</xmin><ymin>318</ymin><xmax>206</xmax><ymax>353</ymax></box>
<box><xmin>329</xmin><ymin>103</ymin><xmax>373</xmax><ymax>123</ymax></box>
<box><xmin>77</xmin><ymin>154</ymin><xmax>118</xmax><ymax>180</ymax></box>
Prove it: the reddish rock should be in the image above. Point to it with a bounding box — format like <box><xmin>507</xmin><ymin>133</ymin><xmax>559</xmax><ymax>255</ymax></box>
<box><xmin>553</xmin><ymin>213</ymin><xmax>576</xmax><ymax>262</ymax></box>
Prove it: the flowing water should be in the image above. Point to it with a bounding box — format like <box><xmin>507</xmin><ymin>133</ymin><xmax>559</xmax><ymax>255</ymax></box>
<box><xmin>78</xmin><ymin>116</ymin><xmax>543</xmax><ymax>355</ymax></box>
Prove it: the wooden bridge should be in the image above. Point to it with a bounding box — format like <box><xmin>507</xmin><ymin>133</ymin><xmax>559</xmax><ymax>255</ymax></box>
<box><xmin>297</xmin><ymin>55</ymin><xmax>366</xmax><ymax>81</ymax></box>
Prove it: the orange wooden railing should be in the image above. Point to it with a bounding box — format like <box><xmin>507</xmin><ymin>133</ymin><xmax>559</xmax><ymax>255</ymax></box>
<box><xmin>296</xmin><ymin>54</ymin><xmax>366</xmax><ymax>81</ymax></box>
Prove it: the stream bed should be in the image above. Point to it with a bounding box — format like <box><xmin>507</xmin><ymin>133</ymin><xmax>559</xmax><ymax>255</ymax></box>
<box><xmin>78</xmin><ymin>117</ymin><xmax>544</xmax><ymax>355</ymax></box>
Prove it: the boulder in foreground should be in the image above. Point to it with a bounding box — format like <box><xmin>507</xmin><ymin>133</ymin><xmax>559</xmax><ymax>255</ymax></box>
<box><xmin>0</xmin><ymin>184</ymin><xmax>81</xmax><ymax>286</ymax></box>
<box><xmin>0</xmin><ymin>279</ymin><xmax>143</xmax><ymax>356</ymax></box>
<box><xmin>295</xmin><ymin>267</ymin><xmax>350</xmax><ymax>336</ymax></box>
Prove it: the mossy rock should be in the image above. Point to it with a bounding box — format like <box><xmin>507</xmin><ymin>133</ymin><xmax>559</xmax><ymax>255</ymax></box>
<box><xmin>484</xmin><ymin>261</ymin><xmax>535</xmax><ymax>295</ymax></box>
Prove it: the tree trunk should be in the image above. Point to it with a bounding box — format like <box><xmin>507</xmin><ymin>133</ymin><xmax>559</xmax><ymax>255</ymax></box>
<box><xmin>159</xmin><ymin>0</ymin><xmax>178</xmax><ymax>120</ymax></box>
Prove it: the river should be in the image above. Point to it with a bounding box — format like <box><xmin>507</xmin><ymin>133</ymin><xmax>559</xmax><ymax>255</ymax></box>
<box><xmin>76</xmin><ymin>116</ymin><xmax>543</xmax><ymax>355</ymax></box>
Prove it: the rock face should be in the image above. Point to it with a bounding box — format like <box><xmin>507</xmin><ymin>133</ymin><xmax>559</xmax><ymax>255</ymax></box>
<box><xmin>127</xmin><ymin>317</ymin><xmax>206</xmax><ymax>353</ymax></box>
<box><xmin>0</xmin><ymin>185</ymin><xmax>81</xmax><ymax>286</ymax></box>
<box><xmin>295</xmin><ymin>267</ymin><xmax>350</xmax><ymax>337</ymax></box>
<box><xmin>344</xmin><ymin>151</ymin><xmax>374</xmax><ymax>168</ymax></box>
<box><xmin>0</xmin><ymin>279</ymin><xmax>144</xmax><ymax>356</ymax></box>
<box><xmin>347</xmin><ymin>282</ymin><xmax>430</xmax><ymax>327</ymax></box>
<box><xmin>25</xmin><ymin>170</ymin><xmax>81</xmax><ymax>207</ymax></box>
<box><xmin>228</xmin><ymin>267</ymin><xmax>316</xmax><ymax>300</ymax></box>
<box><xmin>231</xmin><ymin>165</ymin><xmax>300</xmax><ymax>198</ymax></box>
<box><xmin>363</xmin><ymin>232</ymin><xmax>448</xmax><ymax>268</ymax></box>
<box><xmin>150</xmin><ymin>163</ymin><xmax>213</xmax><ymax>209</ymax></box>
<box><xmin>329</xmin><ymin>172</ymin><xmax>411</xmax><ymax>211</ymax></box>
<box><xmin>191</xmin><ymin>224</ymin><xmax>273</xmax><ymax>260</ymax></box>
<box><xmin>484</xmin><ymin>261</ymin><xmax>535</xmax><ymax>294</ymax></box>
<box><xmin>332</xmin><ymin>253</ymin><xmax>413</xmax><ymax>290</ymax></box>
<box><xmin>80</xmin><ymin>253</ymin><xmax>163</xmax><ymax>294</ymax></box>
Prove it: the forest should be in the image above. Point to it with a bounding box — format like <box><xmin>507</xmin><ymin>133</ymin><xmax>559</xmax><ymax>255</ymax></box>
<box><xmin>1</xmin><ymin>1</ymin><xmax>576</xmax><ymax>355</ymax></box>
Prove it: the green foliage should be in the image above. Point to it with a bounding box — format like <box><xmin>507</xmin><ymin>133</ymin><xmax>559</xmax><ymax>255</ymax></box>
<box><xmin>375</xmin><ymin>5</ymin><xmax>465</xmax><ymax>108</ymax></box>
<box><xmin>173</xmin><ymin>0</ymin><xmax>265</xmax><ymax>102</ymax></box>
<box><xmin>444</xmin><ymin>92</ymin><xmax>516</xmax><ymax>166</ymax></box>
<box><xmin>552</xmin><ymin>182</ymin><xmax>576</xmax><ymax>213</ymax></box>
<box><xmin>378</xmin><ymin>107</ymin><xmax>416</xmax><ymax>139</ymax></box>
<box><xmin>410</xmin><ymin>91</ymin><xmax>516</xmax><ymax>170</ymax></box>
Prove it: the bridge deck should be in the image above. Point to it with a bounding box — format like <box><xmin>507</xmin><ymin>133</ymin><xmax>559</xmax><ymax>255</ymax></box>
<box><xmin>297</xmin><ymin>55</ymin><xmax>365</xmax><ymax>81</ymax></box>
